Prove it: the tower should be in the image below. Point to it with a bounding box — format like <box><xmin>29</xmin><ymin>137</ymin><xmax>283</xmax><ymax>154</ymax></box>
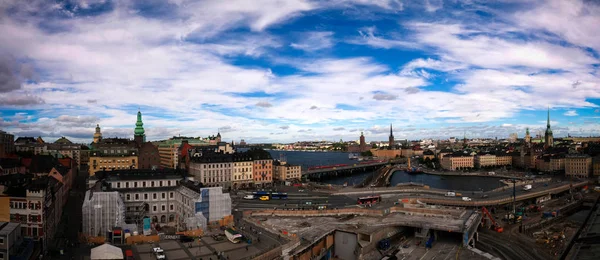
<box><xmin>544</xmin><ymin>108</ymin><xmax>553</xmax><ymax>149</ymax></box>
<box><xmin>359</xmin><ymin>132</ymin><xmax>366</xmax><ymax>152</ymax></box>
<box><xmin>134</xmin><ymin>110</ymin><xmax>146</xmax><ymax>146</ymax></box>
<box><xmin>93</xmin><ymin>124</ymin><xmax>102</xmax><ymax>143</ymax></box>
<box><xmin>525</xmin><ymin>127</ymin><xmax>531</xmax><ymax>144</ymax></box>
<box><xmin>389</xmin><ymin>124</ymin><xmax>395</xmax><ymax>150</ymax></box>
<box><xmin>217</xmin><ymin>131</ymin><xmax>222</xmax><ymax>142</ymax></box>
<box><xmin>463</xmin><ymin>131</ymin><xmax>467</xmax><ymax>146</ymax></box>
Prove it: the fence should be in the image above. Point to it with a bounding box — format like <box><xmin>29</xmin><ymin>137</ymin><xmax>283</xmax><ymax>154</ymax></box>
<box><xmin>250</xmin><ymin>208</ymin><xmax>385</xmax><ymax>217</ymax></box>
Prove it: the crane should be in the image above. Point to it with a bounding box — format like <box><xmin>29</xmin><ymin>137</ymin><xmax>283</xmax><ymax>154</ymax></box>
<box><xmin>481</xmin><ymin>207</ymin><xmax>504</xmax><ymax>233</ymax></box>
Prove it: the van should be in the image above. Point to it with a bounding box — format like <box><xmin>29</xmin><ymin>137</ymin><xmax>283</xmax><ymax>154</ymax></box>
<box><xmin>259</xmin><ymin>196</ymin><xmax>270</xmax><ymax>201</ymax></box>
<box><xmin>462</xmin><ymin>197</ymin><xmax>472</xmax><ymax>201</ymax></box>
<box><xmin>445</xmin><ymin>192</ymin><xmax>456</xmax><ymax>197</ymax></box>
<box><xmin>243</xmin><ymin>194</ymin><xmax>255</xmax><ymax>200</ymax></box>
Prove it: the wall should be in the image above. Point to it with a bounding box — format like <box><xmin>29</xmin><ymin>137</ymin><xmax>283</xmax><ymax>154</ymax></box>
<box><xmin>334</xmin><ymin>231</ymin><xmax>357</xmax><ymax>260</ymax></box>
<box><xmin>0</xmin><ymin>197</ymin><xmax>9</xmax><ymax>222</ymax></box>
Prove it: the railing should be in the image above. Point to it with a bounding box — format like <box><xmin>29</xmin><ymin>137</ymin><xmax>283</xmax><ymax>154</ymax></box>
<box><xmin>250</xmin><ymin>208</ymin><xmax>385</xmax><ymax>217</ymax></box>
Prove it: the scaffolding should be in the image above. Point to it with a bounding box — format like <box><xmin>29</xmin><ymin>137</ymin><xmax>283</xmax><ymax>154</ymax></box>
<box><xmin>185</xmin><ymin>213</ymin><xmax>208</xmax><ymax>230</ymax></box>
<box><xmin>195</xmin><ymin>187</ymin><xmax>232</xmax><ymax>222</ymax></box>
<box><xmin>82</xmin><ymin>190</ymin><xmax>125</xmax><ymax>237</ymax></box>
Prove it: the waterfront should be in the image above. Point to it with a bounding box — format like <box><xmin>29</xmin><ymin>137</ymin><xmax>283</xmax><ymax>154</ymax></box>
<box><xmin>271</xmin><ymin>150</ymin><xmax>507</xmax><ymax>191</ymax></box>
<box><xmin>389</xmin><ymin>170</ymin><xmax>505</xmax><ymax>191</ymax></box>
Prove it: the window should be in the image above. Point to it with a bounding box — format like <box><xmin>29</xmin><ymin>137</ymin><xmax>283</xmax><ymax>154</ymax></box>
<box><xmin>170</xmin><ymin>204</ymin><xmax>174</xmax><ymax>211</ymax></box>
<box><xmin>162</xmin><ymin>205</ymin><xmax>166</xmax><ymax>211</ymax></box>
<box><xmin>126</xmin><ymin>182</ymin><xmax>129</xmax><ymax>188</ymax></box>
<box><xmin>0</xmin><ymin>237</ymin><xmax>4</xmax><ymax>244</ymax></box>
<box><xmin>160</xmin><ymin>181</ymin><xmax>163</xmax><ymax>186</ymax></box>
<box><xmin>135</xmin><ymin>194</ymin><xmax>139</xmax><ymax>200</ymax></box>
<box><xmin>169</xmin><ymin>192</ymin><xmax>174</xmax><ymax>199</ymax></box>
<box><xmin>162</xmin><ymin>193</ymin><xmax>166</xmax><ymax>199</ymax></box>
<box><xmin>143</xmin><ymin>182</ymin><xmax>146</xmax><ymax>187</ymax></box>
<box><xmin>153</xmin><ymin>193</ymin><xmax>157</xmax><ymax>199</ymax></box>
<box><xmin>153</xmin><ymin>206</ymin><xmax>157</xmax><ymax>212</ymax></box>
<box><xmin>144</xmin><ymin>194</ymin><xmax>148</xmax><ymax>200</ymax></box>
<box><xmin>117</xmin><ymin>182</ymin><xmax>121</xmax><ymax>188</ymax></box>
<box><xmin>151</xmin><ymin>181</ymin><xmax>155</xmax><ymax>187</ymax></box>
<box><xmin>126</xmin><ymin>194</ymin><xmax>130</xmax><ymax>200</ymax></box>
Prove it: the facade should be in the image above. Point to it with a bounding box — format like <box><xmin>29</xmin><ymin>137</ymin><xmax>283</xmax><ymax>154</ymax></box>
<box><xmin>593</xmin><ymin>156</ymin><xmax>600</xmax><ymax>177</ymax></box>
<box><xmin>188</xmin><ymin>154</ymin><xmax>233</xmax><ymax>188</ymax></box>
<box><xmin>89</xmin><ymin>148</ymin><xmax>138</xmax><ymax>176</ymax></box>
<box><xmin>138</xmin><ymin>142</ymin><xmax>160</xmax><ymax>170</ymax></box>
<box><xmin>253</xmin><ymin>159</ymin><xmax>273</xmax><ymax>187</ymax></box>
<box><xmin>441</xmin><ymin>155</ymin><xmax>474</xmax><ymax>171</ymax></box>
<box><xmin>371</xmin><ymin>149</ymin><xmax>401</xmax><ymax>159</ymax></box>
<box><xmin>0</xmin><ymin>222</ymin><xmax>28</xmax><ymax>260</ymax></box>
<box><xmin>232</xmin><ymin>157</ymin><xmax>253</xmax><ymax>189</ymax></box>
<box><xmin>475</xmin><ymin>154</ymin><xmax>496</xmax><ymax>167</ymax></box>
<box><xmin>274</xmin><ymin>161</ymin><xmax>301</xmax><ymax>182</ymax></box>
<box><xmin>0</xmin><ymin>131</ymin><xmax>14</xmax><ymax>155</ymax></box>
<box><xmin>496</xmin><ymin>155</ymin><xmax>512</xmax><ymax>166</ymax></box>
<box><xmin>536</xmin><ymin>155</ymin><xmax>565</xmax><ymax>172</ymax></box>
<box><xmin>565</xmin><ymin>155</ymin><xmax>592</xmax><ymax>178</ymax></box>
<box><xmin>99</xmin><ymin>169</ymin><xmax>185</xmax><ymax>226</ymax></box>
<box><xmin>81</xmin><ymin>191</ymin><xmax>125</xmax><ymax>237</ymax></box>
<box><xmin>177</xmin><ymin>183</ymin><xmax>231</xmax><ymax>230</ymax></box>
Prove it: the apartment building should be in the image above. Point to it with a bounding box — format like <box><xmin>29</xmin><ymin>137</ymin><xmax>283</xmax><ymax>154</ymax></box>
<box><xmin>232</xmin><ymin>156</ymin><xmax>253</xmax><ymax>189</ymax></box>
<box><xmin>188</xmin><ymin>154</ymin><xmax>233</xmax><ymax>188</ymax></box>
<box><xmin>475</xmin><ymin>154</ymin><xmax>496</xmax><ymax>167</ymax></box>
<box><xmin>565</xmin><ymin>154</ymin><xmax>592</xmax><ymax>178</ymax></box>
<box><xmin>253</xmin><ymin>159</ymin><xmax>273</xmax><ymax>187</ymax></box>
<box><xmin>441</xmin><ymin>155</ymin><xmax>474</xmax><ymax>171</ymax></box>
<box><xmin>495</xmin><ymin>155</ymin><xmax>512</xmax><ymax>166</ymax></box>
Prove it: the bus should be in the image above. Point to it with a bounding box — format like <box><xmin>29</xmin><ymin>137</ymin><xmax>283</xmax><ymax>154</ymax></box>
<box><xmin>357</xmin><ymin>195</ymin><xmax>381</xmax><ymax>205</ymax></box>
<box><xmin>225</xmin><ymin>228</ymin><xmax>243</xmax><ymax>243</ymax></box>
<box><xmin>271</xmin><ymin>192</ymin><xmax>288</xmax><ymax>200</ymax></box>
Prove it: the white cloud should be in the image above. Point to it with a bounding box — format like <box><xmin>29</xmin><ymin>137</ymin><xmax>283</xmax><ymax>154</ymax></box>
<box><xmin>290</xmin><ymin>31</ymin><xmax>334</xmax><ymax>51</ymax></box>
<box><xmin>564</xmin><ymin>110</ymin><xmax>578</xmax><ymax>116</ymax></box>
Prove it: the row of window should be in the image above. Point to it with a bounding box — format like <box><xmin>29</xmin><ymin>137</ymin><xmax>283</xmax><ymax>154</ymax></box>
<box><xmin>124</xmin><ymin>191</ymin><xmax>174</xmax><ymax>201</ymax></box>
<box><xmin>9</xmin><ymin>201</ymin><xmax>41</xmax><ymax>210</ymax></box>
<box><xmin>114</xmin><ymin>180</ymin><xmax>177</xmax><ymax>189</ymax></box>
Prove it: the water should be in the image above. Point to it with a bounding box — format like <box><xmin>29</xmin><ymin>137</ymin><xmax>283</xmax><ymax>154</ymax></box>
<box><xmin>268</xmin><ymin>150</ymin><xmax>505</xmax><ymax>191</ymax></box>
<box><xmin>389</xmin><ymin>171</ymin><xmax>504</xmax><ymax>191</ymax></box>
<box><xmin>267</xmin><ymin>150</ymin><xmax>354</xmax><ymax>170</ymax></box>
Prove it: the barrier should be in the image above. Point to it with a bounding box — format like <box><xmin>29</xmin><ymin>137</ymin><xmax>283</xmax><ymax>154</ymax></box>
<box><xmin>126</xmin><ymin>234</ymin><xmax>160</xmax><ymax>245</ymax></box>
<box><xmin>176</xmin><ymin>228</ymin><xmax>204</xmax><ymax>237</ymax></box>
<box><xmin>250</xmin><ymin>208</ymin><xmax>385</xmax><ymax>217</ymax></box>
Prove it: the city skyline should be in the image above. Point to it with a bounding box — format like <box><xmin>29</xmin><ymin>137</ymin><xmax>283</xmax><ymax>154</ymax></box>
<box><xmin>1</xmin><ymin>0</ymin><xmax>600</xmax><ymax>143</ymax></box>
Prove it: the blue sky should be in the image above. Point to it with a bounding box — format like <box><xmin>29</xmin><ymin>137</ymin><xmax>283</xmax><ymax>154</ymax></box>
<box><xmin>1</xmin><ymin>0</ymin><xmax>599</xmax><ymax>143</ymax></box>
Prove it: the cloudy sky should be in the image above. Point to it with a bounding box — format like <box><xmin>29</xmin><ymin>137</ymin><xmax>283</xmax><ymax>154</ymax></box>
<box><xmin>1</xmin><ymin>0</ymin><xmax>599</xmax><ymax>143</ymax></box>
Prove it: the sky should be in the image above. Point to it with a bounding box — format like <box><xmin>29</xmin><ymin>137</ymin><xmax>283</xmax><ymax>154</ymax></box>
<box><xmin>0</xmin><ymin>0</ymin><xmax>599</xmax><ymax>144</ymax></box>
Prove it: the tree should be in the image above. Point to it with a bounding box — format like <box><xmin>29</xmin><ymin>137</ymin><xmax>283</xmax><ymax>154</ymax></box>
<box><xmin>361</xmin><ymin>150</ymin><xmax>373</xmax><ymax>156</ymax></box>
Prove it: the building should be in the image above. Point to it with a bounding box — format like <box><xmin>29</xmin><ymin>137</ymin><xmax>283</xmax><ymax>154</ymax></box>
<box><xmin>138</xmin><ymin>142</ymin><xmax>160</xmax><ymax>170</ymax></box>
<box><xmin>157</xmin><ymin>137</ymin><xmax>211</xmax><ymax>169</ymax></box>
<box><xmin>188</xmin><ymin>153</ymin><xmax>233</xmax><ymax>188</ymax></box>
<box><xmin>133</xmin><ymin>110</ymin><xmax>146</xmax><ymax>147</ymax></box>
<box><xmin>441</xmin><ymin>154</ymin><xmax>474</xmax><ymax>171</ymax></box>
<box><xmin>565</xmin><ymin>155</ymin><xmax>592</xmax><ymax>178</ymax></box>
<box><xmin>274</xmin><ymin>160</ymin><xmax>301</xmax><ymax>182</ymax></box>
<box><xmin>81</xmin><ymin>191</ymin><xmax>125</xmax><ymax>237</ymax></box>
<box><xmin>593</xmin><ymin>156</ymin><xmax>600</xmax><ymax>177</ymax></box>
<box><xmin>93</xmin><ymin>124</ymin><xmax>102</xmax><ymax>144</ymax></box>
<box><xmin>536</xmin><ymin>154</ymin><xmax>565</xmax><ymax>173</ymax></box>
<box><xmin>388</xmin><ymin>124</ymin><xmax>395</xmax><ymax>149</ymax></box>
<box><xmin>525</xmin><ymin>128</ymin><xmax>531</xmax><ymax>144</ymax></box>
<box><xmin>89</xmin><ymin>146</ymin><xmax>138</xmax><ymax>176</ymax></box>
<box><xmin>253</xmin><ymin>158</ymin><xmax>273</xmax><ymax>187</ymax></box>
<box><xmin>177</xmin><ymin>183</ymin><xmax>231</xmax><ymax>229</ymax></box>
<box><xmin>0</xmin><ymin>131</ymin><xmax>14</xmax><ymax>155</ymax></box>
<box><xmin>545</xmin><ymin>108</ymin><xmax>554</xmax><ymax>149</ymax></box>
<box><xmin>475</xmin><ymin>154</ymin><xmax>496</xmax><ymax>168</ymax></box>
<box><xmin>1</xmin><ymin>221</ymin><xmax>33</xmax><ymax>260</ymax></box>
<box><xmin>422</xmin><ymin>150</ymin><xmax>435</xmax><ymax>161</ymax></box>
<box><xmin>0</xmin><ymin>158</ymin><xmax>23</xmax><ymax>176</ymax></box>
<box><xmin>495</xmin><ymin>155</ymin><xmax>513</xmax><ymax>166</ymax></box>
<box><xmin>371</xmin><ymin>149</ymin><xmax>401</xmax><ymax>159</ymax></box>
<box><xmin>232</xmin><ymin>155</ymin><xmax>253</xmax><ymax>189</ymax></box>
<box><xmin>509</xmin><ymin>133</ymin><xmax>518</xmax><ymax>143</ymax></box>
<box><xmin>96</xmin><ymin>169</ymin><xmax>185</xmax><ymax>226</ymax></box>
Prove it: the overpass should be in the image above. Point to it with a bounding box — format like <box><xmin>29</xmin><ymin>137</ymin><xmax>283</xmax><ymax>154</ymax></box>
<box><xmin>302</xmin><ymin>161</ymin><xmax>388</xmax><ymax>180</ymax></box>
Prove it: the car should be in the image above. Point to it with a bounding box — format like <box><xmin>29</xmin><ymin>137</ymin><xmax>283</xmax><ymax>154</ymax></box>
<box><xmin>152</xmin><ymin>247</ymin><xmax>164</xmax><ymax>254</ymax></box>
<box><xmin>402</xmin><ymin>244</ymin><xmax>410</xmax><ymax>248</ymax></box>
<box><xmin>156</xmin><ymin>252</ymin><xmax>166</xmax><ymax>260</ymax></box>
<box><xmin>259</xmin><ymin>196</ymin><xmax>270</xmax><ymax>201</ymax></box>
<box><xmin>298</xmin><ymin>189</ymin><xmax>305</xmax><ymax>192</ymax></box>
<box><xmin>243</xmin><ymin>194</ymin><xmax>255</xmax><ymax>200</ymax></box>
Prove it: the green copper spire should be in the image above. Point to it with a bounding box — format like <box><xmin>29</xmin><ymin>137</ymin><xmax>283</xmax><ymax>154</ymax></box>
<box><xmin>526</xmin><ymin>127</ymin><xmax>530</xmax><ymax>135</ymax></box>
<box><xmin>134</xmin><ymin>110</ymin><xmax>145</xmax><ymax>137</ymax></box>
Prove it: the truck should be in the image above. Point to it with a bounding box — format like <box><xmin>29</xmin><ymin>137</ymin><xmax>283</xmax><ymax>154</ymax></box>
<box><xmin>445</xmin><ymin>191</ymin><xmax>456</xmax><ymax>197</ymax></box>
<box><xmin>462</xmin><ymin>197</ymin><xmax>472</xmax><ymax>201</ymax></box>
<box><xmin>523</xmin><ymin>185</ymin><xmax>532</xmax><ymax>191</ymax></box>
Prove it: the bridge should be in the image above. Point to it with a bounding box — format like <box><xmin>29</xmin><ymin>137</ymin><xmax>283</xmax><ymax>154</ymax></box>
<box><xmin>302</xmin><ymin>161</ymin><xmax>388</xmax><ymax>180</ymax></box>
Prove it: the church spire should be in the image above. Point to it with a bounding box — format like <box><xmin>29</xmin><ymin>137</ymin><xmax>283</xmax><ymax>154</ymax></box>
<box><xmin>134</xmin><ymin>110</ymin><xmax>146</xmax><ymax>144</ymax></box>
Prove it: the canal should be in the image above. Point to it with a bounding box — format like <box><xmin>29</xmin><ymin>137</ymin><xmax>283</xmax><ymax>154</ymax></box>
<box><xmin>268</xmin><ymin>150</ymin><xmax>506</xmax><ymax>191</ymax></box>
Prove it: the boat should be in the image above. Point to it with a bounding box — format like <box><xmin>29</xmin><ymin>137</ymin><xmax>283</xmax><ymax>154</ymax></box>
<box><xmin>349</xmin><ymin>153</ymin><xmax>359</xmax><ymax>160</ymax></box>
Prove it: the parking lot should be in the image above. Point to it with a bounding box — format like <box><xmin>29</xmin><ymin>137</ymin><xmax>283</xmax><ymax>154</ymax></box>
<box><xmin>130</xmin><ymin>236</ymin><xmax>262</xmax><ymax>260</ymax></box>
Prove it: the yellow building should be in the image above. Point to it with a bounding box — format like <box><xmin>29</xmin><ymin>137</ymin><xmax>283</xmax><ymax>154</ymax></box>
<box><xmin>441</xmin><ymin>155</ymin><xmax>474</xmax><ymax>171</ymax></box>
<box><xmin>233</xmin><ymin>159</ymin><xmax>253</xmax><ymax>188</ymax></box>
<box><xmin>475</xmin><ymin>154</ymin><xmax>496</xmax><ymax>167</ymax></box>
<box><xmin>496</xmin><ymin>155</ymin><xmax>512</xmax><ymax>166</ymax></box>
<box><xmin>89</xmin><ymin>150</ymin><xmax>138</xmax><ymax>176</ymax></box>
<box><xmin>275</xmin><ymin>163</ymin><xmax>302</xmax><ymax>181</ymax></box>
<box><xmin>371</xmin><ymin>149</ymin><xmax>401</xmax><ymax>159</ymax></box>
<box><xmin>565</xmin><ymin>155</ymin><xmax>592</xmax><ymax>178</ymax></box>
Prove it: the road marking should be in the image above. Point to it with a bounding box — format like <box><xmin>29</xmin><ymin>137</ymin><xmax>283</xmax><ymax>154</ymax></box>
<box><xmin>419</xmin><ymin>248</ymin><xmax>430</xmax><ymax>260</ymax></box>
<box><xmin>442</xmin><ymin>245</ymin><xmax>456</xmax><ymax>260</ymax></box>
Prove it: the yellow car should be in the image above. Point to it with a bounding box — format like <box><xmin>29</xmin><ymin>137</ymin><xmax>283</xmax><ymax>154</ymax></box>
<box><xmin>260</xmin><ymin>196</ymin><xmax>270</xmax><ymax>201</ymax></box>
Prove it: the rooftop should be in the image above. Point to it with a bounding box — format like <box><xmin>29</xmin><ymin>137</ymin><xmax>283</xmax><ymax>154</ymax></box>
<box><xmin>97</xmin><ymin>168</ymin><xmax>185</xmax><ymax>181</ymax></box>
